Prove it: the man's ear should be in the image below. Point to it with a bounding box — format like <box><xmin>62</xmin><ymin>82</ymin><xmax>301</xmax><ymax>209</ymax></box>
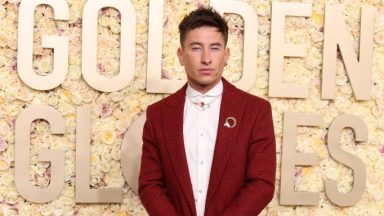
<box><xmin>177</xmin><ymin>47</ymin><xmax>184</xmax><ymax>66</ymax></box>
<box><xmin>224</xmin><ymin>47</ymin><xmax>230</xmax><ymax>64</ymax></box>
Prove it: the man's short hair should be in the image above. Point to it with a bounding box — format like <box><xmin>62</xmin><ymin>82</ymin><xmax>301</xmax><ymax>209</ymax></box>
<box><xmin>178</xmin><ymin>7</ymin><xmax>229</xmax><ymax>47</ymax></box>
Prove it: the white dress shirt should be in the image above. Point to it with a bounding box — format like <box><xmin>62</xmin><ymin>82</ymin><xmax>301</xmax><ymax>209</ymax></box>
<box><xmin>183</xmin><ymin>80</ymin><xmax>223</xmax><ymax>216</ymax></box>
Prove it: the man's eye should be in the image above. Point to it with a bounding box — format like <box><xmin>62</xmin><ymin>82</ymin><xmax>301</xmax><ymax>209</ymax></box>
<box><xmin>211</xmin><ymin>47</ymin><xmax>220</xmax><ymax>51</ymax></box>
<box><xmin>191</xmin><ymin>47</ymin><xmax>201</xmax><ymax>51</ymax></box>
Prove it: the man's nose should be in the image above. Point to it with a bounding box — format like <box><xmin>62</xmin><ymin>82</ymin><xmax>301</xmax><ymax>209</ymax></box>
<box><xmin>201</xmin><ymin>49</ymin><xmax>212</xmax><ymax>64</ymax></box>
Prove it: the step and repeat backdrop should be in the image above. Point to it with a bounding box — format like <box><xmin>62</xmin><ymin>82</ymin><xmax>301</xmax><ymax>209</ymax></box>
<box><xmin>0</xmin><ymin>0</ymin><xmax>383</xmax><ymax>215</ymax></box>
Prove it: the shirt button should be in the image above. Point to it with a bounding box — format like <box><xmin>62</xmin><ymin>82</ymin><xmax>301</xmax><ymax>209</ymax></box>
<box><xmin>200</xmin><ymin>133</ymin><xmax>203</xmax><ymax>137</ymax></box>
<box><xmin>198</xmin><ymin>189</ymin><xmax>202</xmax><ymax>193</ymax></box>
<box><xmin>200</xmin><ymin>161</ymin><xmax>204</xmax><ymax>165</ymax></box>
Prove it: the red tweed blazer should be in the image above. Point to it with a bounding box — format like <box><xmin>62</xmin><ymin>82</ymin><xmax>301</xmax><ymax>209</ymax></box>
<box><xmin>139</xmin><ymin>79</ymin><xmax>276</xmax><ymax>216</ymax></box>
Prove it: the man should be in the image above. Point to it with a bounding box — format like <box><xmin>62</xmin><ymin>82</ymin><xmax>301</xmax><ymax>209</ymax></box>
<box><xmin>139</xmin><ymin>7</ymin><xmax>276</xmax><ymax>216</ymax></box>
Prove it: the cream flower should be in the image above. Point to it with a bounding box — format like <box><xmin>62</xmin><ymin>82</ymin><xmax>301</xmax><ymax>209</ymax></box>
<box><xmin>101</xmin><ymin>128</ymin><xmax>116</xmax><ymax>145</ymax></box>
<box><xmin>68</xmin><ymin>65</ymin><xmax>82</xmax><ymax>80</ymax></box>
<box><xmin>58</xmin><ymin>101</ymin><xmax>74</xmax><ymax>116</ymax></box>
<box><xmin>37</xmin><ymin>57</ymin><xmax>52</xmax><ymax>74</ymax></box>
<box><xmin>68</xmin><ymin>2</ymin><xmax>82</xmax><ymax>24</ymax></box>
<box><xmin>0</xmin><ymin>156</ymin><xmax>11</xmax><ymax>171</ymax></box>
<box><xmin>111</xmin><ymin>144</ymin><xmax>121</xmax><ymax>161</ymax></box>
<box><xmin>35</xmin><ymin>120</ymin><xmax>49</xmax><ymax>134</ymax></box>
<box><xmin>0</xmin><ymin>33</ymin><xmax>7</xmax><ymax>48</ymax></box>
<box><xmin>115</xmin><ymin>117</ymin><xmax>130</xmax><ymax>132</ymax></box>
<box><xmin>4</xmin><ymin>188</ymin><xmax>18</xmax><ymax>204</ymax></box>
<box><xmin>109</xmin><ymin>22</ymin><xmax>121</xmax><ymax>34</ymax></box>
<box><xmin>100</xmin><ymin>160</ymin><xmax>111</xmax><ymax>173</ymax></box>
<box><xmin>374</xmin><ymin>31</ymin><xmax>384</xmax><ymax>45</ymax></box>
<box><xmin>1</xmin><ymin>207</ymin><xmax>18</xmax><ymax>216</ymax></box>
<box><xmin>256</xmin><ymin>1</ymin><xmax>270</xmax><ymax>17</ymax></box>
<box><xmin>111</xmin><ymin>91</ymin><xmax>123</xmax><ymax>102</ymax></box>
<box><xmin>305</xmin><ymin>47</ymin><xmax>322</xmax><ymax>69</ymax></box>
<box><xmin>0</xmin><ymin>4</ymin><xmax>5</xmax><ymax>18</ymax></box>
<box><xmin>0</xmin><ymin>137</ymin><xmax>8</xmax><ymax>152</ymax></box>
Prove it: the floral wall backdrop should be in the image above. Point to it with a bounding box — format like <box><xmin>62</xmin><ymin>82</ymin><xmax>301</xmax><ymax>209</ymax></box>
<box><xmin>0</xmin><ymin>0</ymin><xmax>383</xmax><ymax>215</ymax></box>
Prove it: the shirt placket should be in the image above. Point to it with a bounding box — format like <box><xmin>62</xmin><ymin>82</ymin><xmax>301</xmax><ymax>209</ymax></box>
<box><xmin>196</xmin><ymin>105</ymin><xmax>207</xmax><ymax>216</ymax></box>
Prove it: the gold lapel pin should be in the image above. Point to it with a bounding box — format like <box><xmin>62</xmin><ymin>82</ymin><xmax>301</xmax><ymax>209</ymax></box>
<box><xmin>224</xmin><ymin>117</ymin><xmax>236</xmax><ymax>128</ymax></box>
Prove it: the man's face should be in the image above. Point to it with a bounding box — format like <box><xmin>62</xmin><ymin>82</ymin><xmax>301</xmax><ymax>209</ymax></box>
<box><xmin>178</xmin><ymin>26</ymin><xmax>230</xmax><ymax>93</ymax></box>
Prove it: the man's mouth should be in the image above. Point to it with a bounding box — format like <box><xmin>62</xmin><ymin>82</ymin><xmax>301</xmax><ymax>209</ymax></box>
<box><xmin>199</xmin><ymin>68</ymin><xmax>214</xmax><ymax>73</ymax></box>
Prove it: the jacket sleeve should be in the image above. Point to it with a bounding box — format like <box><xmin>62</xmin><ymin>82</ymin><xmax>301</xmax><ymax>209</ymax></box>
<box><xmin>138</xmin><ymin>107</ymin><xmax>180</xmax><ymax>216</ymax></box>
<box><xmin>222</xmin><ymin>101</ymin><xmax>276</xmax><ymax>216</ymax></box>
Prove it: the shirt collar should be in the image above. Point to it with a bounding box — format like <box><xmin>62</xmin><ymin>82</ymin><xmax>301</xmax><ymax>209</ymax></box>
<box><xmin>186</xmin><ymin>79</ymin><xmax>223</xmax><ymax>98</ymax></box>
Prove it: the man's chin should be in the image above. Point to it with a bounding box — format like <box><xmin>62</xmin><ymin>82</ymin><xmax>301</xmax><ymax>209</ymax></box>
<box><xmin>197</xmin><ymin>79</ymin><xmax>221</xmax><ymax>87</ymax></box>
<box><xmin>197</xmin><ymin>80</ymin><xmax>214</xmax><ymax>86</ymax></box>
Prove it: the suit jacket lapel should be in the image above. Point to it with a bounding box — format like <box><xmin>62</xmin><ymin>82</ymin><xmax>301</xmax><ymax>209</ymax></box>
<box><xmin>206</xmin><ymin>79</ymin><xmax>248</xmax><ymax>205</ymax></box>
<box><xmin>162</xmin><ymin>84</ymin><xmax>196</xmax><ymax>215</ymax></box>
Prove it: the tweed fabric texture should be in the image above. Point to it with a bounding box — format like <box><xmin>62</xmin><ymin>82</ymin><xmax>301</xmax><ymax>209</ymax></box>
<box><xmin>139</xmin><ymin>79</ymin><xmax>276</xmax><ymax>216</ymax></box>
